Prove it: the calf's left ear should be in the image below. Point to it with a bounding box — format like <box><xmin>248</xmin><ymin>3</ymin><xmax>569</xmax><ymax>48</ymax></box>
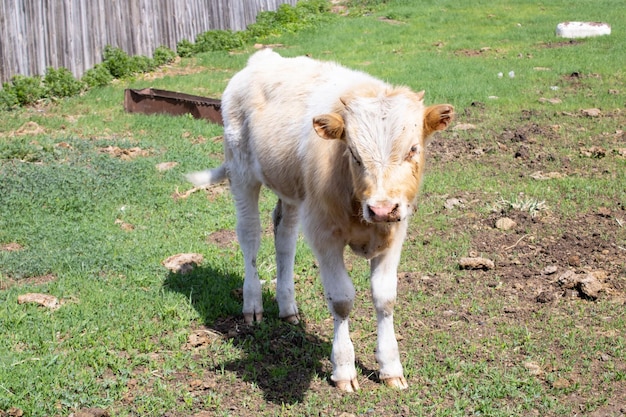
<box><xmin>423</xmin><ymin>104</ymin><xmax>455</xmax><ymax>139</ymax></box>
<box><xmin>313</xmin><ymin>113</ymin><xmax>345</xmax><ymax>140</ymax></box>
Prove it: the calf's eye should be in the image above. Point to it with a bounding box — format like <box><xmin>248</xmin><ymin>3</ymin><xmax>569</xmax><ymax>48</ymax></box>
<box><xmin>348</xmin><ymin>147</ymin><xmax>362</xmax><ymax>166</ymax></box>
<box><xmin>405</xmin><ymin>145</ymin><xmax>419</xmax><ymax>161</ymax></box>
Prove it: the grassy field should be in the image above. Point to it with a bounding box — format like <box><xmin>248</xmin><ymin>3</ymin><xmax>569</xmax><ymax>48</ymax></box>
<box><xmin>1</xmin><ymin>0</ymin><xmax>625</xmax><ymax>416</ymax></box>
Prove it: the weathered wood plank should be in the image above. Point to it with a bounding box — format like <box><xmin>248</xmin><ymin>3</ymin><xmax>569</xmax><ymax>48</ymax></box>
<box><xmin>0</xmin><ymin>0</ymin><xmax>297</xmax><ymax>83</ymax></box>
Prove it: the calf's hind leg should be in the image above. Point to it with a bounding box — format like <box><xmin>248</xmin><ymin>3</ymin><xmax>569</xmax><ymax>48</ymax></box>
<box><xmin>230</xmin><ymin>178</ymin><xmax>263</xmax><ymax>324</ymax></box>
<box><xmin>272</xmin><ymin>199</ymin><xmax>300</xmax><ymax>324</ymax></box>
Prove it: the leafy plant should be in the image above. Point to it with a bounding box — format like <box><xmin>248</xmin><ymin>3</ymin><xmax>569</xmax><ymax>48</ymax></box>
<box><xmin>130</xmin><ymin>54</ymin><xmax>157</xmax><ymax>73</ymax></box>
<box><xmin>43</xmin><ymin>67</ymin><xmax>84</xmax><ymax>98</ymax></box>
<box><xmin>176</xmin><ymin>39</ymin><xmax>195</xmax><ymax>58</ymax></box>
<box><xmin>153</xmin><ymin>45</ymin><xmax>177</xmax><ymax>66</ymax></box>
<box><xmin>3</xmin><ymin>75</ymin><xmax>45</xmax><ymax>106</ymax></box>
<box><xmin>193</xmin><ymin>30</ymin><xmax>245</xmax><ymax>53</ymax></box>
<box><xmin>247</xmin><ymin>0</ymin><xmax>331</xmax><ymax>40</ymax></box>
<box><xmin>81</xmin><ymin>64</ymin><xmax>114</xmax><ymax>88</ymax></box>
<box><xmin>102</xmin><ymin>45</ymin><xmax>135</xmax><ymax>79</ymax></box>
<box><xmin>0</xmin><ymin>86</ymin><xmax>18</xmax><ymax>110</ymax></box>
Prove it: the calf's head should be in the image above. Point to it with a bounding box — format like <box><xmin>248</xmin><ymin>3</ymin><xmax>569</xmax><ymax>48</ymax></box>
<box><xmin>313</xmin><ymin>87</ymin><xmax>454</xmax><ymax>223</ymax></box>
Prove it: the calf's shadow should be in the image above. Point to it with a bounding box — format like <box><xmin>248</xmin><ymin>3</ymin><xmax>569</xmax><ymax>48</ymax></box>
<box><xmin>163</xmin><ymin>265</ymin><xmax>331</xmax><ymax>405</ymax></box>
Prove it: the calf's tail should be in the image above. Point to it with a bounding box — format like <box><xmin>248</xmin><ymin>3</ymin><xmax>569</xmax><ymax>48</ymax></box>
<box><xmin>185</xmin><ymin>165</ymin><xmax>228</xmax><ymax>187</ymax></box>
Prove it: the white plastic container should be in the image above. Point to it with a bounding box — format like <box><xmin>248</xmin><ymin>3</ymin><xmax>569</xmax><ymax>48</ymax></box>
<box><xmin>556</xmin><ymin>22</ymin><xmax>611</xmax><ymax>38</ymax></box>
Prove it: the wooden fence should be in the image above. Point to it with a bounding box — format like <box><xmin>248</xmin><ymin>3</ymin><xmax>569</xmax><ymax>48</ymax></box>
<box><xmin>0</xmin><ymin>0</ymin><xmax>297</xmax><ymax>84</ymax></box>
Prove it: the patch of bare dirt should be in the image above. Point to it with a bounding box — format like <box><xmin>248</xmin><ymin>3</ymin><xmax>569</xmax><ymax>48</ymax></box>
<box><xmin>466</xmin><ymin>207</ymin><xmax>626</xmax><ymax>300</ymax></box>
<box><xmin>454</xmin><ymin>47</ymin><xmax>497</xmax><ymax>57</ymax></box>
<box><xmin>0</xmin><ymin>273</ymin><xmax>56</xmax><ymax>290</ymax></box>
<box><xmin>540</xmin><ymin>39</ymin><xmax>583</xmax><ymax>48</ymax></box>
<box><xmin>98</xmin><ymin>145</ymin><xmax>150</xmax><ymax>160</ymax></box>
<box><xmin>205</xmin><ymin>229</ymin><xmax>238</xmax><ymax>247</ymax></box>
<box><xmin>139</xmin><ymin>57</ymin><xmax>204</xmax><ymax>81</ymax></box>
<box><xmin>1</xmin><ymin>242</ymin><xmax>24</xmax><ymax>252</ymax></box>
<box><xmin>12</xmin><ymin>121</ymin><xmax>45</xmax><ymax>136</ymax></box>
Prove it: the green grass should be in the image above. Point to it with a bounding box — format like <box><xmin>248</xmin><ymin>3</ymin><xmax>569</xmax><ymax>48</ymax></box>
<box><xmin>1</xmin><ymin>0</ymin><xmax>625</xmax><ymax>415</ymax></box>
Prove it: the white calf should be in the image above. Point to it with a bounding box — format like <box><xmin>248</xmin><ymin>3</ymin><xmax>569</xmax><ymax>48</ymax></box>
<box><xmin>187</xmin><ymin>49</ymin><xmax>453</xmax><ymax>391</ymax></box>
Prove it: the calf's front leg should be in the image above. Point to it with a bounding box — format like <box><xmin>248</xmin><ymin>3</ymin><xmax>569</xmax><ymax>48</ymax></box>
<box><xmin>311</xmin><ymin>239</ymin><xmax>359</xmax><ymax>392</ymax></box>
<box><xmin>370</xmin><ymin>226</ymin><xmax>408</xmax><ymax>389</ymax></box>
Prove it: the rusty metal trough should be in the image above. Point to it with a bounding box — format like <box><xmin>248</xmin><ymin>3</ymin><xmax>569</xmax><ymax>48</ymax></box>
<box><xmin>124</xmin><ymin>88</ymin><xmax>223</xmax><ymax>125</ymax></box>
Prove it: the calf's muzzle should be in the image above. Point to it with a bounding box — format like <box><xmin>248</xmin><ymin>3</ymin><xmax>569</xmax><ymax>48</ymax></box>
<box><xmin>367</xmin><ymin>202</ymin><xmax>401</xmax><ymax>223</ymax></box>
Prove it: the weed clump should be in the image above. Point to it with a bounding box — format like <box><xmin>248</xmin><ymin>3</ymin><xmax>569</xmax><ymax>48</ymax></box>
<box><xmin>81</xmin><ymin>64</ymin><xmax>114</xmax><ymax>88</ymax></box>
<box><xmin>44</xmin><ymin>67</ymin><xmax>84</xmax><ymax>99</ymax></box>
<box><xmin>177</xmin><ymin>0</ymin><xmax>331</xmax><ymax>53</ymax></box>
<box><xmin>1</xmin><ymin>75</ymin><xmax>45</xmax><ymax>108</ymax></box>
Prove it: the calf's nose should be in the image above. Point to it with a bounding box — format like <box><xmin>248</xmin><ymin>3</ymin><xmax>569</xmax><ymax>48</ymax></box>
<box><xmin>367</xmin><ymin>202</ymin><xmax>400</xmax><ymax>222</ymax></box>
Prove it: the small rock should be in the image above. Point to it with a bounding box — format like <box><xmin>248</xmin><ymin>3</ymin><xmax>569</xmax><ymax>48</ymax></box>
<box><xmin>557</xmin><ymin>270</ymin><xmax>578</xmax><ymax>289</ymax></box>
<box><xmin>495</xmin><ymin>217</ymin><xmax>517</xmax><ymax>230</ymax></box>
<box><xmin>543</xmin><ymin>265</ymin><xmax>558</xmax><ymax>275</ymax></box>
<box><xmin>459</xmin><ymin>257</ymin><xmax>495</xmax><ymax>270</ymax></box>
<box><xmin>162</xmin><ymin>253</ymin><xmax>203</xmax><ymax>274</ymax></box>
<box><xmin>567</xmin><ymin>255</ymin><xmax>581</xmax><ymax>267</ymax></box>
<box><xmin>444</xmin><ymin>198</ymin><xmax>464</xmax><ymax>210</ymax></box>
<box><xmin>17</xmin><ymin>293</ymin><xmax>61</xmax><ymax>310</ymax></box>
<box><xmin>524</xmin><ymin>361</ymin><xmax>543</xmax><ymax>376</ymax></box>
<box><xmin>581</xmin><ymin>108</ymin><xmax>602</xmax><ymax>117</ymax></box>
<box><xmin>578</xmin><ymin>274</ymin><xmax>603</xmax><ymax>300</ymax></box>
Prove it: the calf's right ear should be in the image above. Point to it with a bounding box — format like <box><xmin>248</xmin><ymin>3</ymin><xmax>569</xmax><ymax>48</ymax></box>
<box><xmin>313</xmin><ymin>113</ymin><xmax>345</xmax><ymax>140</ymax></box>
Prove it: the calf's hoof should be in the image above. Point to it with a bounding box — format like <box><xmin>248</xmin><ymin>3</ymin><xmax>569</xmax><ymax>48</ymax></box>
<box><xmin>281</xmin><ymin>314</ymin><xmax>300</xmax><ymax>325</ymax></box>
<box><xmin>243</xmin><ymin>312</ymin><xmax>263</xmax><ymax>324</ymax></box>
<box><xmin>335</xmin><ymin>378</ymin><xmax>360</xmax><ymax>392</ymax></box>
<box><xmin>382</xmin><ymin>376</ymin><xmax>408</xmax><ymax>389</ymax></box>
